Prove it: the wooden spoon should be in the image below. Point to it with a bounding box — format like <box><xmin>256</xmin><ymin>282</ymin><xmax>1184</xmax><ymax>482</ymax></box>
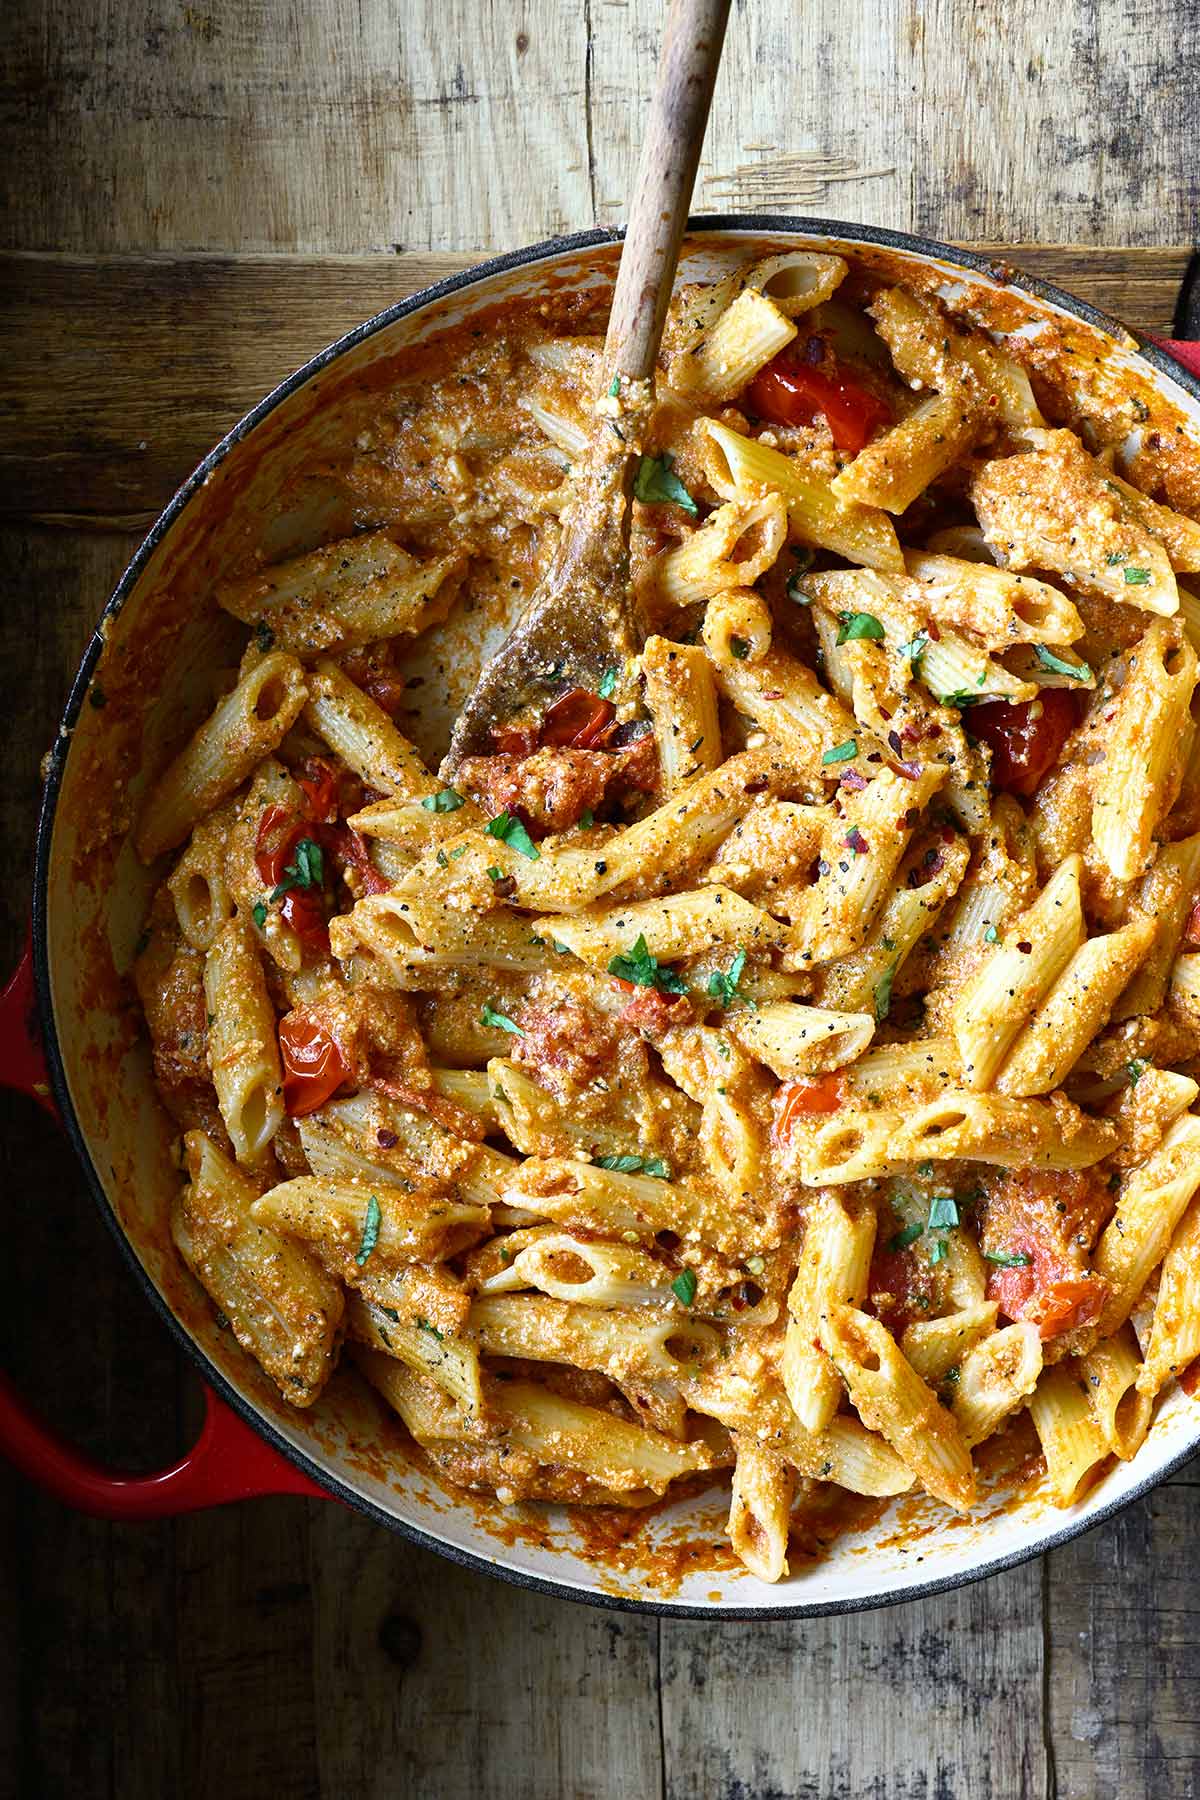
<box><xmin>442</xmin><ymin>0</ymin><xmax>731</xmax><ymax>774</ymax></box>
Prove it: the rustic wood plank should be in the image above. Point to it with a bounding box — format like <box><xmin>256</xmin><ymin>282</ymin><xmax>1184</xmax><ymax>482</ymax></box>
<box><xmin>3</xmin><ymin>2</ymin><xmax>1197</xmax><ymax>253</ymax></box>
<box><xmin>0</xmin><ymin>245</ymin><xmax>1190</xmax><ymax>523</ymax></box>
<box><xmin>1046</xmin><ymin>1473</ymin><xmax>1200</xmax><ymax>1800</ymax></box>
<box><xmin>306</xmin><ymin>1504</ymin><xmax>663</xmax><ymax>1800</ymax></box>
<box><xmin>660</xmin><ymin>1563</ymin><xmax>1048</xmax><ymax>1800</ymax></box>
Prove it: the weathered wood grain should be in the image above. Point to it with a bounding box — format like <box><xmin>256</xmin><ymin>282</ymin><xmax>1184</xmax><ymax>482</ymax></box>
<box><xmin>3</xmin><ymin>1</ymin><xmax>1197</xmax><ymax>252</ymax></box>
<box><xmin>660</xmin><ymin>1564</ymin><xmax>1048</xmax><ymax>1800</ymax></box>
<box><xmin>0</xmin><ymin>245</ymin><xmax>1190</xmax><ymax>524</ymax></box>
<box><xmin>307</xmin><ymin>1506</ymin><xmax>663</xmax><ymax>1800</ymax></box>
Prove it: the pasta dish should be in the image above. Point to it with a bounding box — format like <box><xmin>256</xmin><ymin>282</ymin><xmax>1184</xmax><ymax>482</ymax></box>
<box><xmin>132</xmin><ymin>246</ymin><xmax>1200</xmax><ymax>1583</ymax></box>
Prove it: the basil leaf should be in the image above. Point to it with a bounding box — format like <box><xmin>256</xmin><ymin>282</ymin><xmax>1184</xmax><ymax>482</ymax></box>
<box><xmin>706</xmin><ymin>947</ymin><xmax>754</xmax><ymax>1011</ymax></box>
<box><xmin>836</xmin><ymin>611</ymin><xmax>885</xmax><ymax>645</ymax></box>
<box><xmin>484</xmin><ymin>810</ymin><xmax>541</xmax><ymax>860</ymax></box>
<box><xmin>671</xmin><ymin>1268</ymin><xmax>697</xmax><ymax>1307</ymax></box>
<box><xmin>928</xmin><ymin>1237</ymin><xmax>949</xmax><ymax>1266</ymax></box>
<box><xmin>422</xmin><ymin>787</ymin><xmax>465</xmax><ymax>813</ymax></box>
<box><xmin>887</xmin><ymin>1222</ymin><xmax>923</xmax><ymax>1252</ymax></box>
<box><xmin>1123</xmin><ymin>566</ymin><xmax>1151</xmax><ymax>585</ymax></box>
<box><xmin>416</xmin><ymin>1316</ymin><xmax>445</xmax><ymax>1342</ymax></box>
<box><xmin>480</xmin><ymin>1003</ymin><xmax>523</xmax><ymax>1035</ymax></box>
<box><xmin>596</xmin><ymin>1154</ymin><xmax>645</xmax><ymax>1172</ymax></box>
<box><xmin>983</xmin><ymin>1248</ymin><xmax>1033</xmax><ymax>1268</ymax></box>
<box><xmin>272</xmin><ymin>837</ymin><xmax>324</xmax><ymax>900</ymax></box>
<box><xmin>1034</xmin><ymin>644</ymin><xmax>1092</xmax><ymax>682</ymax></box>
<box><xmin>927</xmin><ymin>1195</ymin><xmax>959</xmax><ymax>1231</ymax></box>
<box><xmin>634</xmin><ymin>452</ymin><xmax>699</xmax><ymax>516</ymax></box>
<box><xmin>252</xmin><ymin>902</ymin><xmax>267</xmax><ymax>929</ymax></box>
<box><xmin>730</xmin><ymin>637</ymin><xmax>750</xmax><ymax>659</ymax></box>
<box><xmin>597</xmin><ymin>666</ymin><xmax>618</xmax><ymax>699</ymax></box>
<box><xmin>355</xmin><ymin>1194</ymin><xmax>382</xmax><ymax>1266</ymax></box>
<box><xmin>896</xmin><ymin>633</ymin><xmax>928</xmax><ymax>670</ymax></box>
<box><xmin>253</xmin><ymin>620</ymin><xmax>275</xmax><ymax>653</ymax></box>
<box><xmin>874</xmin><ymin>958</ymin><xmax>897</xmax><ymax>1024</ymax></box>
<box><xmin>822</xmin><ymin>738</ymin><xmax>858</xmax><ymax>766</ymax></box>
<box><xmin>607</xmin><ymin>933</ymin><xmax>688</xmax><ymax>996</ymax></box>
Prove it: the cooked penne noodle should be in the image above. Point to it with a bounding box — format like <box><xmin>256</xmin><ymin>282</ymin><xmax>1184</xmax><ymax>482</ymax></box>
<box><xmin>795</xmin><ymin>1090</ymin><xmax>1115</xmax><ymax>1183</ymax></box>
<box><xmin>639</xmin><ymin>494</ymin><xmax>787</xmax><ymax>609</ymax></box>
<box><xmin>728</xmin><ymin>1435</ymin><xmax>795</xmax><ymax>1584</ymax></box>
<box><xmin>951</xmin><ymin>1322</ymin><xmax>1042</xmax><ymax>1448</ymax></box>
<box><xmin>540</xmin><ymin>885</ymin><xmax>784</xmax><ymax>969</ymax></box>
<box><xmin>251</xmin><ymin>1176</ymin><xmax>488</xmax><ymax>1273</ymax></box>
<box><xmin>670</xmin><ymin>286</ymin><xmax>797</xmax><ymax>402</ymax></box>
<box><xmin>1136</xmin><ymin>1187</ymin><xmax>1200</xmax><ymax>1398</ymax></box>
<box><xmin>305</xmin><ymin>659</ymin><xmax>442</xmax><ymax>799</ymax></box>
<box><xmin>641</xmin><ymin>636</ymin><xmax>723</xmax><ymax>793</ymax></box>
<box><xmin>346</xmin><ymin>1295</ymin><xmax>483</xmax><ymax>1413</ymax></box>
<box><xmin>831</xmin><ymin>385</ymin><xmax>981</xmax><ymax>515</ymax></box>
<box><xmin>729</xmin><ymin>1002</ymin><xmax>874</xmax><ymax>1079</ymax></box>
<box><xmin>1078</xmin><ymin>1327</ymin><xmax>1151</xmax><ymax>1461</ymax></box>
<box><xmin>1093</xmin><ymin>1112</ymin><xmax>1200</xmax><ymax>1334</ymax></box>
<box><xmin>901</xmin><ymin>1302</ymin><xmax>998</xmax><ymax>1385</ymax></box>
<box><xmin>136</xmin><ymin>652</ymin><xmax>308</xmax><ymax>860</ymax></box>
<box><xmin>203</xmin><ymin>917</ymin><xmax>285</xmax><ymax>1163</ymax></box>
<box><xmin>1029</xmin><ymin>1364</ymin><xmax>1110</xmax><ymax>1505</ymax></box>
<box><xmin>783</xmin><ymin>1191</ymin><xmax>875</xmax><ymax>1432</ymax></box>
<box><xmin>1092</xmin><ymin>622</ymin><xmax>1197</xmax><ymax>882</ymax></box>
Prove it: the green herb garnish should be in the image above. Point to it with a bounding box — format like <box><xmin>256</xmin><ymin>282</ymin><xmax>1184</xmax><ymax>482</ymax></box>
<box><xmin>485</xmin><ymin>811</ymin><xmax>541</xmax><ymax>860</ymax></box>
<box><xmin>984</xmin><ymin>924</ymin><xmax>999</xmax><ymax>944</ymax></box>
<box><xmin>896</xmin><ymin>633</ymin><xmax>928</xmax><ymax>671</ymax></box>
<box><xmin>888</xmin><ymin>1221</ymin><xmax>923</xmax><ymax>1252</ymax></box>
<box><xmin>253</xmin><ymin>620</ymin><xmax>275</xmax><ymax>653</ymax></box>
<box><xmin>608</xmin><ymin>374</ymin><xmax>620</xmax><ymax>398</ymax></box>
<box><xmin>634</xmin><ymin>452</ymin><xmax>698</xmax><ymax>516</ymax></box>
<box><xmin>416</xmin><ymin>1316</ymin><xmax>445</xmax><ymax>1342</ymax></box>
<box><xmin>422</xmin><ymin>787</ymin><xmax>465</xmax><ymax>813</ymax></box>
<box><xmin>355</xmin><ymin>1195</ymin><xmax>382</xmax><ymax>1266</ymax></box>
<box><xmin>1123</xmin><ymin>566</ymin><xmax>1151</xmax><ymax>585</ymax></box>
<box><xmin>983</xmin><ymin>1248</ymin><xmax>1033</xmax><ymax>1268</ymax></box>
<box><xmin>271</xmin><ymin>837</ymin><xmax>323</xmax><ymax>900</ymax></box>
<box><xmin>837</xmin><ymin>611</ymin><xmax>885</xmax><ymax>645</ymax></box>
<box><xmin>928</xmin><ymin>1237</ymin><xmax>949</xmax><ymax>1266</ymax></box>
<box><xmin>874</xmin><ymin>959</ymin><xmax>898</xmax><ymax>1024</ymax></box>
<box><xmin>928</xmin><ymin>1196</ymin><xmax>959</xmax><ymax>1231</ymax></box>
<box><xmin>252</xmin><ymin>902</ymin><xmax>267</xmax><ymax>929</ymax></box>
<box><xmin>706</xmin><ymin>947</ymin><xmax>756</xmax><ymax>1011</ymax></box>
<box><xmin>1034</xmin><ymin>645</ymin><xmax>1092</xmax><ymax>681</ymax></box>
<box><xmin>607</xmin><ymin>933</ymin><xmax>688</xmax><ymax>996</ymax></box>
<box><xmin>1124</xmin><ymin>1059</ymin><xmax>1149</xmax><ymax>1087</ymax></box>
<box><xmin>578</xmin><ymin>808</ymin><xmax>595</xmax><ymax>830</ymax></box>
<box><xmin>595</xmin><ymin>1153</ymin><xmax>671</xmax><ymax>1179</ymax></box>
<box><xmin>671</xmin><ymin>1268</ymin><xmax>697</xmax><ymax>1307</ymax></box>
<box><xmin>822</xmin><ymin>738</ymin><xmax>858</xmax><ymax>766</ymax></box>
<box><xmin>597</xmin><ymin>666</ymin><xmax>618</xmax><ymax>699</ymax></box>
<box><xmin>481</xmin><ymin>1003</ymin><xmax>523</xmax><ymax>1035</ymax></box>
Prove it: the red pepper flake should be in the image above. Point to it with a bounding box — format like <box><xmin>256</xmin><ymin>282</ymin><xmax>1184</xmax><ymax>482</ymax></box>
<box><xmin>892</xmin><ymin>759</ymin><xmax>922</xmax><ymax>780</ymax></box>
<box><xmin>942</xmin><ymin>826</ymin><xmax>957</xmax><ymax>844</ymax></box>
<box><xmin>926</xmin><ymin>621</ymin><xmax>941</xmax><ymax>641</ymax></box>
<box><xmin>839</xmin><ymin>770</ymin><xmax>869</xmax><ymax>791</ymax></box>
<box><xmin>1017</xmin><ymin>940</ymin><xmax>1033</xmax><ymax>954</ymax></box>
<box><xmin>887</xmin><ymin>729</ymin><xmax>903</xmax><ymax>756</ymax></box>
<box><xmin>763</xmin><ymin>689</ymin><xmax>784</xmax><ymax>700</ymax></box>
<box><xmin>377</xmin><ymin>1128</ymin><xmax>399</xmax><ymax>1149</ymax></box>
<box><xmin>844</xmin><ymin>826</ymin><xmax>870</xmax><ymax>856</ymax></box>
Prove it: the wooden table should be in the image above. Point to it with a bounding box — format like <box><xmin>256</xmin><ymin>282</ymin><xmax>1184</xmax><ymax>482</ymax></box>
<box><xmin>2</xmin><ymin>4</ymin><xmax>1199</xmax><ymax>1796</ymax></box>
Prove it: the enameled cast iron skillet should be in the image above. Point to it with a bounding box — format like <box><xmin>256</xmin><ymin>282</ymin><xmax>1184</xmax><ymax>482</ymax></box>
<box><xmin>4</xmin><ymin>218</ymin><xmax>1200</xmax><ymax>1617</ymax></box>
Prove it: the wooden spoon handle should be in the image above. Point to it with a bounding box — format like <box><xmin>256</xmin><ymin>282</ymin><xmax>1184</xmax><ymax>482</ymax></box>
<box><xmin>604</xmin><ymin>0</ymin><xmax>731</xmax><ymax>383</ymax></box>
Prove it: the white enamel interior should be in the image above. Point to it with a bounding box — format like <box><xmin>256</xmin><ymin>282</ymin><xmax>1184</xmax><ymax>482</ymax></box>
<box><xmin>41</xmin><ymin>226</ymin><xmax>1200</xmax><ymax>1613</ymax></box>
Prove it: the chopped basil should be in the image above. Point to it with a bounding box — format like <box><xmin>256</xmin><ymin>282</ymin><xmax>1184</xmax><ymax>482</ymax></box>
<box><xmin>896</xmin><ymin>633</ymin><xmax>928</xmax><ymax>671</ymax></box>
<box><xmin>597</xmin><ymin>666</ymin><xmax>618</xmax><ymax>699</ymax></box>
<box><xmin>607</xmin><ymin>932</ymin><xmax>688</xmax><ymax>995</ymax></box>
<box><xmin>928</xmin><ymin>1237</ymin><xmax>949</xmax><ymax>1266</ymax></box>
<box><xmin>271</xmin><ymin>837</ymin><xmax>323</xmax><ymax>900</ymax></box>
<box><xmin>634</xmin><ymin>452</ymin><xmax>699</xmax><ymax>516</ymax></box>
<box><xmin>608</xmin><ymin>374</ymin><xmax>620</xmax><ymax>398</ymax></box>
<box><xmin>252</xmin><ymin>902</ymin><xmax>267</xmax><ymax>929</ymax></box>
<box><xmin>578</xmin><ymin>807</ymin><xmax>595</xmax><ymax>830</ymax></box>
<box><xmin>822</xmin><ymin>738</ymin><xmax>858</xmax><ymax>766</ymax></box>
<box><xmin>928</xmin><ymin>1195</ymin><xmax>959</xmax><ymax>1231</ymax></box>
<box><xmin>485</xmin><ymin>810</ymin><xmax>541</xmax><ymax>860</ymax></box>
<box><xmin>355</xmin><ymin>1194</ymin><xmax>382</xmax><ymax>1266</ymax></box>
<box><xmin>1106</xmin><ymin>551</ymin><xmax>1127</xmax><ymax>566</ymax></box>
<box><xmin>435</xmin><ymin>848</ymin><xmax>449</xmax><ymax>868</ymax></box>
<box><xmin>595</xmin><ymin>1153</ymin><xmax>671</xmax><ymax>1179</ymax></box>
<box><xmin>422</xmin><ymin>787</ymin><xmax>465</xmax><ymax>813</ymax></box>
<box><xmin>486</xmin><ymin>865</ymin><xmax>504</xmax><ymax>882</ymax></box>
<box><xmin>480</xmin><ymin>1003</ymin><xmax>523</xmax><ymax>1035</ymax></box>
<box><xmin>447</xmin><ymin>844</ymin><xmax>467</xmax><ymax>861</ymax></box>
<box><xmin>1123</xmin><ymin>566</ymin><xmax>1151</xmax><ymax>585</ymax></box>
<box><xmin>984</xmin><ymin>924</ymin><xmax>999</xmax><ymax>944</ymax></box>
<box><xmin>1124</xmin><ymin>1058</ymin><xmax>1149</xmax><ymax>1086</ymax></box>
<box><xmin>873</xmin><ymin>958</ymin><xmax>897</xmax><ymax>1024</ymax></box>
<box><xmin>836</xmin><ymin>611</ymin><xmax>885</xmax><ymax>645</ymax></box>
<box><xmin>706</xmin><ymin>947</ymin><xmax>755</xmax><ymax>1011</ymax></box>
<box><xmin>671</xmin><ymin>1268</ymin><xmax>697</xmax><ymax>1307</ymax></box>
<box><xmin>983</xmin><ymin>1248</ymin><xmax>1033</xmax><ymax>1268</ymax></box>
<box><xmin>916</xmin><ymin>1160</ymin><xmax>935</xmax><ymax>1178</ymax></box>
<box><xmin>416</xmin><ymin>1316</ymin><xmax>445</xmax><ymax>1342</ymax></box>
<box><xmin>730</xmin><ymin>636</ymin><xmax>750</xmax><ymax>660</ymax></box>
<box><xmin>253</xmin><ymin>620</ymin><xmax>275</xmax><ymax>653</ymax></box>
<box><xmin>1034</xmin><ymin>644</ymin><xmax>1092</xmax><ymax>681</ymax></box>
<box><xmin>887</xmin><ymin>1221</ymin><xmax>923</xmax><ymax>1252</ymax></box>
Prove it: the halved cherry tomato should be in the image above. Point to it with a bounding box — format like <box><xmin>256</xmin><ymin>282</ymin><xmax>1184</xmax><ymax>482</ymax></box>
<box><xmin>278</xmin><ymin>1012</ymin><xmax>349</xmax><ymax>1117</ymax></box>
<box><xmin>773</xmin><ymin>1073</ymin><xmax>846</xmax><ymax>1137</ymax></box>
<box><xmin>277</xmin><ymin>888</ymin><xmax>330</xmax><ymax>952</ymax></box>
<box><xmin>969</xmin><ymin>689</ymin><xmax>1080</xmax><ymax>799</ymax></box>
<box><xmin>322</xmin><ymin>822</ymin><xmax>391</xmax><ymax>896</ymax></box>
<box><xmin>492</xmin><ymin>722</ymin><xmax>541</xmax><ymax>757</ymax></box>
<box><xmin>541</xmin><ymin>687</ymin><xmax>616</xmax><ymax>750</ymax></box>
<box><xmin>296</xmin><ymin>758</ymin><xmax>340</xmax><ymax>823</ymax></box>
<box><xmin>747</xmin><ymin>349</ymin><xmax>892</xmax><ymax>456</ymax></box>
<box><xmin>254</xmin><ymin>804</ymin><xmax>305</xmax><ymax>888</ymax></box>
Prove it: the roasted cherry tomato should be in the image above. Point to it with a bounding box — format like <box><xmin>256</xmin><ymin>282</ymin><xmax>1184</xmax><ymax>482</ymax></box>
<box><xmin>773</xmin><ymin>1073</ymin><xmax>846</xmax><ymax>1136</ymax></box>
<box><xmin>276</xmin><ymin>887</ymin><xmax>330</xmax><ymax>952</ymax></box>
<box><xmin>617</xmin><ymin>984</ymin><xmax>691</xmax><ymax>1033</ymax></box>
<box><xmin>322</xmin><ymin>822</ymin><xmax>391</xmax><ymax>896</ymax></box>
<box><xmin>747</xmin><ymin>349</ymin><xmax>892</xmax><ymax>455</ymax></box>
<box><xmin>254</xmin><ymin>804</ymin><xmax>305</xmax><ymax>887</ymax></box>
<box><xmin>491</xmin><ymin>722</ymin><xmax>541</xmax><ymax>757</ymax></box>
<box><xmin>969</xmin><ymin>689</ymin><xmax>1080</xmax><ymax>799</ymax></box>
<box><xmin>278</xmin><ymin>1012</ymin><xmax>349</xmax><ymax>1117</ymax></box>
<box><xmin>541</xmin><ymin>686</ymin><xmax>617</xmax><ymax>750</ymax></box>
<box><xmin>296</xmin><ymin>758</ymin><xmax>340</xmax><ymax>823</ymax></box>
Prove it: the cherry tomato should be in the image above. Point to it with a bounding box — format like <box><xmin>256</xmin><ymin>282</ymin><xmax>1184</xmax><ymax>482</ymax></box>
<box><xmin>541</xmin><ymin>687</ymin><xmax>617</xmax><ymax>750</ymax></box>
<box><xmin>617</xmin><ymin>985</ymin><xmax>691</xmax><ymax>1033</ymax></box>
<box><xmin>254</xmin><ymin>804</ymin><xmax>304</xmax><ymax>888</ymax></box>
<box><xmin>969</xmin><ymin>689</ymin><xmax>1080</xmax><ymax>799</ymax></box>
<box><xmin>278</xmin><ymin>1012</ymin><xmax>349</xmax><ymax>1117</ymax></box>
<box><xmin>1180</xmin><ymin>1358</ymin><xmax>1200</xmax><ymax>1397</ymax></box>
<box><xmin>747</xmin><ymin>349</ymin><xmax>892</xmax><ymax>456</ymax></box>
<box><xmin>322</xmin><ymin>823</ymin><xmax>391</xmax><ymax>896</ymax></box>
<box><xmin>866</xmin><ymin>1240</ymin><xmax>936</xmax><ymax>1336</ymax></box>
<box><xmin>296</xmin><ymin>758</ymin><xmax>340</xmax><ymax>823</ymax></box>
<box><xmin>491</xmin><ymin>723</ymin><xmax>541</xmax><ymax>757</ymax></box>
<box><xmin>773</xmin><ymin>1073</ymin><xmax>846</xmax><ymax>1137</ymax></box>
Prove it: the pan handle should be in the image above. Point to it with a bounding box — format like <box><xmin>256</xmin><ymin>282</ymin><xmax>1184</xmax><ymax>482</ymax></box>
<box><xmin>0</xmin><ymin>941</ymin><xmax>327</xmax><ymax>1514</ymax></box>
